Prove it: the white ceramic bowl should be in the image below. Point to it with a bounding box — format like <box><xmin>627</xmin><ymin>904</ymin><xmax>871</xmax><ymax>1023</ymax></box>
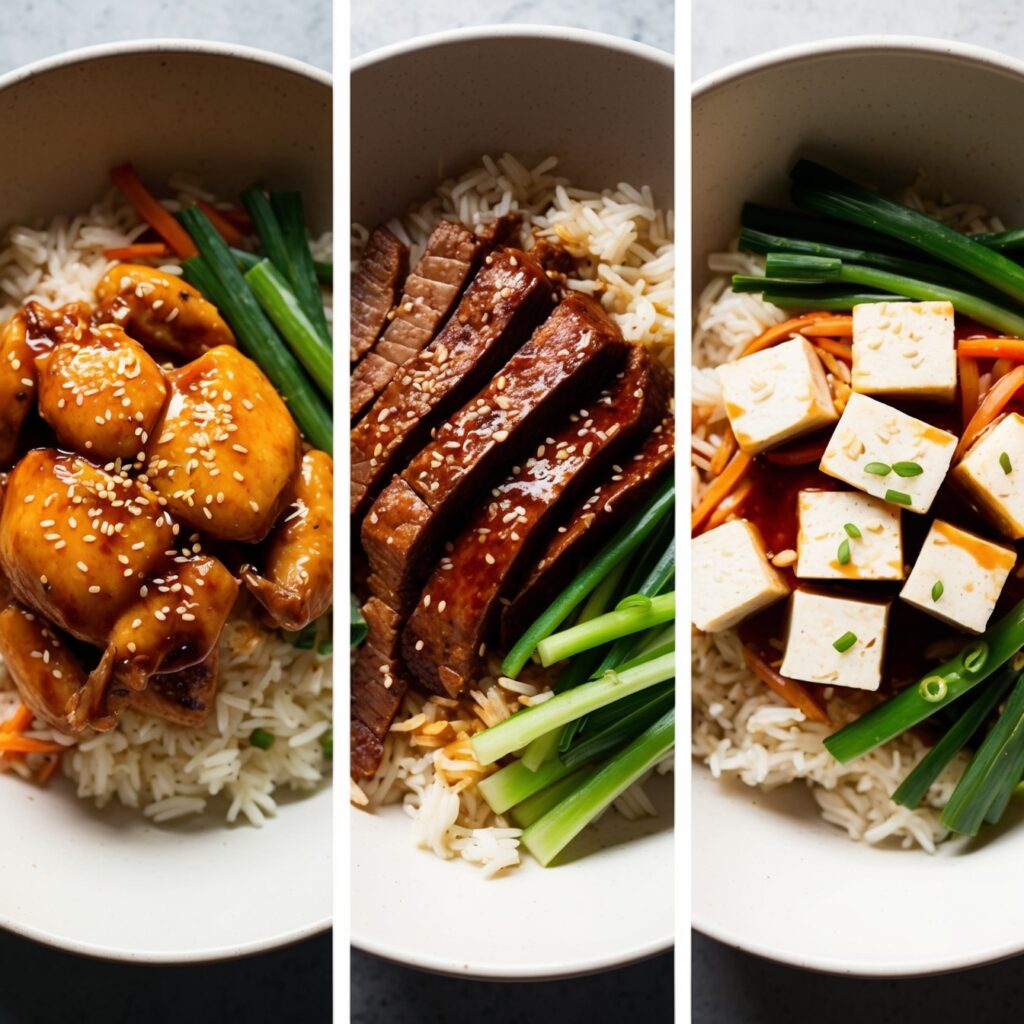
<box><xmin>351</xmin><ymin>26</ymin><xmax>674</xmax><ymax>979</ymax></box>
<box><xmin>693</xmin><ymin>36</ymin><xmax>1024</xmax><ymax>976</ymax></box>
<box><xmin>0</xmin><ymin>40</ymin><xmax>332</xmax><ymax>962</ymax></box>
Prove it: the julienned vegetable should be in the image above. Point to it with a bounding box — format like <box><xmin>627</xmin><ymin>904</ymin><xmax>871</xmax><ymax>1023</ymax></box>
<box><xmin>501</xmin><ymin>478</ymin><xmax>675</xmax><ymax>678</ymax></box>
<box><xmin>271</xmin><ymin>191</ymin><xmax>333</xmax><ymax>350</ymax></box>
<box><xmin>471</xmin><ymin>652</ymin><xmax>675</xmax><ymax>766</ymax></box>
<box><xmin>824</xmin><ymin>598</ymin><xmax>1024</xmax><ymax>764</ymax></box>
<box><xmin>245</xmin><ymin>259</ymin><xmax>332</xmax><ymax>399</ymax></box>
<box><xmin>892</xmin><ymin>669</ymin><xmax>1015</xmax><ymax>810</ymax></box>
<box><xmin>941</xmin><ymin>673</ymin><xmax>1024</xmax><ymax>835</ymax></box>
<box><xmin>241</xmin><ymin>186</ymin><xmax>293</xmax><ymax>280</ymax></box>
<box><xmin>110</xmin><ymin>162</ymin><xmax>197</xmax><ymax>259</ymax></box>
<box><xmin>177</xmin><ymin>207</ymin><xmax>333</xmax><ymax>453</ymax></box>
<box><xmin>520</xmin><ymin>709</ymin><xmax>674</xmax><ymax>867</ymax></box>
<box><xmin>536</xmin><ymin>592</ymin><xmax>675</xmax><ymax>666</ymax></box>
<box><xmin>760</xmin><ymin>253</ymin><xmax>1024</xmax><ymax>337</ymax></box>
<box><xmin>790</xmin><ymin>159</ymin><xmax>1024</xmax><ymax>305</ymax></box>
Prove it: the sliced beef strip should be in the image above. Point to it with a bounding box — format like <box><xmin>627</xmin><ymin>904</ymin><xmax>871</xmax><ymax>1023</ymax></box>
<box><xmin>351</xmin><ymin>719</ymin><xmax>383</xmax><ymax>780</ymax></box>
<box><xmin>501</xmin><ymin>412</ymin><xmax>675</xmax><ymax>648</ymax></box>
<box><xmin>350</xmin><ymin>226</ymin><xmax>409</xmax><ymax>364</ymax></box>
<box><xmin>350</xmin><ymin>220</ymin><xmax>481</xmax><ymax>422</ymax></box>
<box><xmin>403</xmin><ymin>346</ymin><xmax>672</xmax><ymax>696</ymax></box>
<box><xmin>361</xmin><ymin>294</ymin><xmax>629</xmax><ymax>608</ymax></box>
<box><xmin>350</xmin><ymin>248</ymin><xmax>551</xmax><ymax>520</ymax></box>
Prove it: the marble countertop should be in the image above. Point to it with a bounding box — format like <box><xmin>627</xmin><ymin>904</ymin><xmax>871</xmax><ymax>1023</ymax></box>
<box><xmin>692</xmin><ymin>0</ymin><xmax>1024</xmax><ymax>79</ymax></box>
<box><xmin>0</xmin><ymin>0</ymin><xmax>330</xmax><ymax>75</ymax></box>
<box><xmin>352</xmin><ymin>0</ymin><xmax>673</xmax><ymax>56</ymax></box>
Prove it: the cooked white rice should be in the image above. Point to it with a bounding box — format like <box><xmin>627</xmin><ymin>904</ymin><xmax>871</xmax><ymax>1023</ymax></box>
<box><xmin>691</xmin><ymin>182</ymin><xmax>1001</xmax><ymax>852</ymax></box>
<box><xmin>0</xmin><ymin>179</ymin><xmax>333</xmax><ymax>826</ymax></box>
<box><xmin>352</xmin><ymin>154</ymin><xmax>675</xmax><ymax>873</ymax></box>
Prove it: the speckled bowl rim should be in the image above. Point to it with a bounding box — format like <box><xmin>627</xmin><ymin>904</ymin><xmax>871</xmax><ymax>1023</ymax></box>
<box><xmin>692</xmin><ymin>34</ymin><xmax>1024</xmax><ymax>978</ymax></box>
<box><xmin>0</xmin><ymin>37</ymin><xmax>332</xmax><ymax>965</ymax></box>
<box><xmin>350</xmin><ymin>24</ymin><xmax>673</xmax><ymax>981</ymax></box>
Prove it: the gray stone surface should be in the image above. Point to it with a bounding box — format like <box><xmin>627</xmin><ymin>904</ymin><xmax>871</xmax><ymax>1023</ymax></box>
<box><xmin>352</xmin><ymin>0</ymin><xmax>673</xmax><ymax>57</ymax></box>
<box><xmin>693</xmin><ymin>1</ymin><xmax>1024</xmax><ymax>1019</ymax></box>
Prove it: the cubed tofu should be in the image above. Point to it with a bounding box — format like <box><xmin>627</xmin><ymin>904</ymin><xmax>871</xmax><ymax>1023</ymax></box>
<box><xmin>851</xmin><ymin>301</ymin><xmax>956</xmax><ymax>401</ymax></box>
<box><xmin>953</xmin><ymin>412</ymin><xmax>1024</xmax><ymax>539</ymax></box>
<box><xmin>796</xmin><ymin>490</ymin><xmax>904</xmax><ymax>581</ymax></box>
<box><xmin>779</xmin><ymin>590</ymin><xmax>890</xmax><ymax>691</ymax></box>
<box><xmin>900</xmin><ymin>520</ymin><xmax>1015</xmax><ymax>633</ymax></box>
<box><xmin>819</xmin><ymin>392</ymin><xmax>957</xmax><ymax>514</ymax></box>
<box><xmin>716</xmin><ymin>337</ymin><xmax>838</xmax><ymax>455</ymax></box>
<box><xmin>692</xmin><ymin>519</ymin><xmax>789</xmax><ymax>632</ymax></box>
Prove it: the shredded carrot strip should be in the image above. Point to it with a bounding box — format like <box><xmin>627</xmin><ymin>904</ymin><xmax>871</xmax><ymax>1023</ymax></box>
<box><xmin>704</xmin><ymin>480</ymin><xmax>753</xmax><ymax>531</ymax></box>
<box><xmin>814</xmin><ymin>345</ymin><xmax>848</xmax><ymax>383</ymax></box>
<box><xmin>957</xmin><ymin>337</ymin><xmax>1024</xmax><ymax>362</ymax></box>
<box><xmin>955</xmin><ymin>364</ymin><xmax>1024</xmax><ymax>461</ymax></box>
<box><xmin>763</xmin><ymin>438</ymin><xmax>829</xmax><ymax>466</ymax></box>
<box><xmin>102</xmin><ymin>242</ymin><xmax>171</xmax><ymax>261</ymax></box>
<box><xmin>193</xmin><ymin>199</ymin><xmax>246</xmax><ymax>247</ymax></box>
<box><xmin>991</xmin><ymin>357</ymin><xmax>1015</xmax><ymax>384</ymax></box>
<box><xmin>708</xmin><ymin>426</ymin><xmax>737</xmax><ymax>476</ymax></box>
<box><xmin>692</xmin><ymin>451</ymin><xmax>753</xmax><ymax>533</ymax></box>
<box><xmin>813</xmin><ymin>337</ymin><xmax>853</xmax><ymax>362</ymax></box>
<box><xmin>110</xmin><ymin>163</ymin><xmax>197</xmax><ymax>259</ymax></box>
<box><xmin>800</xmin><ymin>316</ymin><xmax>854</xmax><ymax>338</ymax></box>
<box><xmin>0</xmin><ymin>735</ymin><xmax>65</xmax><ymax>754</ymax></box>
<box><xmin>742</xmin><ymin>645</ymin><xmax>831</xmax><ymax>725</ymax></box>
<box><xmin>958</xmin><ymin>353</ymin><xmax>980</xmax><ymax>430</ymax></box>
<box><xmin>36</xmin><ymin>755</ymin><xmax>62</xmax><ymax>785</ymax></box>
<box><xmin>1</xmin><ymin>703</ymin><xmax>33</xmax><ymax>734</ymax></box>
<box><xmin>741</xmin><ymin>313</ymin><xmax>833</xmax><ymax>356</ymax></box>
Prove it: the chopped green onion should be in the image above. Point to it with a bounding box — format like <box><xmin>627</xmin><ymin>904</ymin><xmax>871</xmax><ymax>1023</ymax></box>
<box><xmin>919</xmin><ymin>675</ymin><xmax>949</xmax><ymax>703</ymax></box>
<box><xmin>893</xmin><ymin>670</ymin><xmax>1016</xmax><ymax>809</ymax></box>
<box><xmin>962</xmin><ymin>641</ymin><xmax>989</xmax><ymax>675</ymax></box>
<box><xmin>478</xmin><ymin>757</ymin><xmax>574</xmax><ymax>815</ymax></box>
<box><xmin>245</xmin><ymin>259</ymin><xmax>332</xmax><ymax>399</ymax></box>
<box><xmin>241</xmin><ymin>186</ymin><xmax>292</xmax><ymax>280</ymax></box>
<box><xmin>941</xmin><ymin>673</ymin><xmax>1024</xmax><ymax>835</ymax></box>
<box><xmin>1001</xmin><ymin>451</ymin><xmax>1013</xmax><ymax>475</ymax></box>
<box><xmin>283</xmin><ymin>621</ymin><xmax>317</xmax><ymax>649</ymax></box>
<box><xmin>472</xmin><ymin>653</ymin><xmax>674</xmax><ymax>767</ymax></box>
<box><xmin>508</xmin><ymin>768</ymin><xmax>596</xmax><ymax>828</ymax></box>
<box><xmin>837</xmin><ymin>539</ymin><xmax>851</xmax><ymax>565</ymax></box>
<box><xmin>250</xmin><ymin>728</ymin><xmax>276</xmax><ymax>750</ymax></box>
<box><xmin>932</xmin><ymin>580</ymin><xmax>944</xmax><ymax>602</ymax></box>
<box><xmin>833</xmin><ymin>631</ymin><xmax>857</xmax><ymax>653</ymax></box>
<box><xmin>317</xmin><ymin>640</ymin><xmax>333</xmax><ymax>657</ymax></box>
<box><xmin>501</xmin><ymin>479</ymin><xmax>674</xmax><ymax>678</ymax></box>
<box><xmin>520</xmin><ymin>709</ymin><xmax>674</xmax><ymax>867</ymax></box>
<box><xmin>824</xmin><ymin>598</ymin><xmax>1024</xmax><ymax>764</ymax></box>
<box><xmin>892</xmin><ymin>461</ymin><xmax>923</xmax><ymax>477</ymax></box>
<box><xmin>843</xmin><ymin>522</ymin><xmax>861</xmax><ymax>539</ymax></box>
<box><xmin>320</xmin><ymin>731</ymin><xmax>333</xmax><ymax>759</ymax></box>
<box><xmin>536</xmin><ymin>592</ymin><xmax>675</xmax><ymax>667</ymax></box>
<box><xmin>864</xmin><ymin>462</ymin><xmax>891</xmax><ymax>476</ymax></box>
<box><xmin>885</xmin><ymin>489</ymin><xmax>912</xmax><ymax>506</ymax></box>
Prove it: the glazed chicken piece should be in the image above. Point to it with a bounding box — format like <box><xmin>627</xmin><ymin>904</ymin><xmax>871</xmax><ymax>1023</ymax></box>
<box><xmin>0</xmin><ymin>449</ymin><xmax>238</xmax><ymax>732</ymax></box>
<box><xmin>0</xmin><ymin>602</ymin><xmax>85</xmax><ymax>733</ymax></box>
<box><xmin>130</xmin><ymin>649</ymin><xmax>220</xmax><ymax>729</ymax></box>
<box><xmin>95</xmin><ymin>264</ymin><xmax>235</xmax><ymax>361</ymax></box>
<box><xmin>0</xmin><ymin>301</ymin><xmax>91</xmax><ymax>466</ymax></box>
<box><xmin>36</xmin><ymin>323</ymin><xmax>168</xmax><ymax>460</ymax></box>
<box><xmin>145</xmin><ymin>345</ymin><xmax>301</xmax><ymax>542</ymax></box>
<box><xmin>242</xmin><ymin>449</ymin><xmax>333</xmax><ymax>630</ymax></box>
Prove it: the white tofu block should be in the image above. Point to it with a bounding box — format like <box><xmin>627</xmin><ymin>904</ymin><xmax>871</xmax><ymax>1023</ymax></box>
<box><xmin>851</xmin><ymin>301</ymin><xmax>956</xmax><ymax>401</ymax></box>
<box><xmin>692</xmin><ymin>519</ymin><xmax>789</xmax><ymax>633</ymax></box>
<box><xmin>796</xmin><ymin>490</ymin><xmax>904</xmax><ymax>581</ymax></box>
<box><xmin>953</xmin><ymin>413</ymin><xmax>1024</xmax><ymax>540</ymax></box>
<box><xmin>819</xmin><ymin>392</ymin><xmax>957</xmax><ymax>514</ymax></box>
<box><xmin>716</xmin><ymin>337</ymin><xmax>838</xmax><ymax>455</ymax></box>
<box><xmin>779</xmin><ymin>590</ymin><xmax>890</xmax><ymax>691</ymax></box>
<box><xmin>900</xmin><ymin>520</ymin><xmax>1015</xmax><ymax>633</ymax></box>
